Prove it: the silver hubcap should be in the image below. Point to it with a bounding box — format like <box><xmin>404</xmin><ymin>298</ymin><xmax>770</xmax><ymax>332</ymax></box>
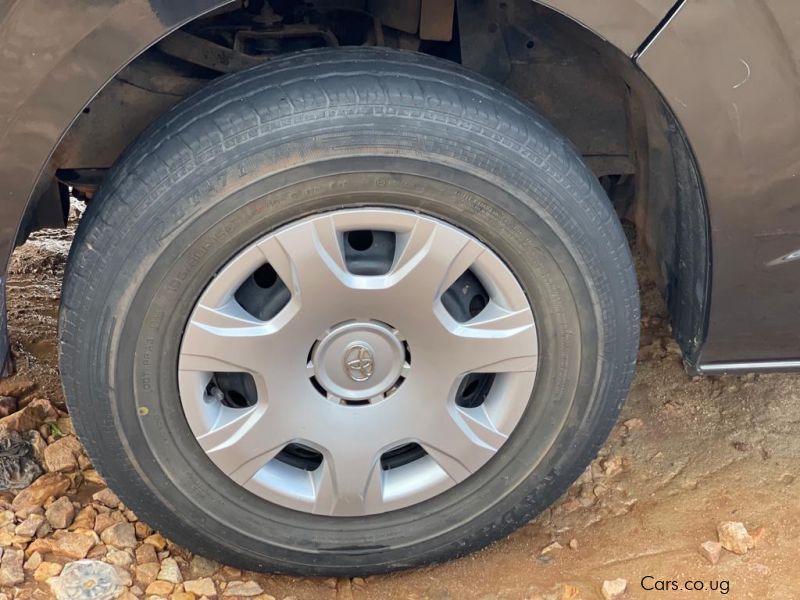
<box><xmin>178</xmin><ymin>208</ymin><xmax>538</xmax><ymax>516</ymax></box>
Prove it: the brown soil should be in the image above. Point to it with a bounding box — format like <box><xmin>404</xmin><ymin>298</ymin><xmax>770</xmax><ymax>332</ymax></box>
<box><xmin>2</xmin><ymin>221</ymin><xmax>799</xmax><ymax>599</ymax></box>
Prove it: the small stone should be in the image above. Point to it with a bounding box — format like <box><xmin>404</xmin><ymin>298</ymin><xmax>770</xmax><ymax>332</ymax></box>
<box><xmin>568</xmin><ymin>538</ymin><xmax>579</xmax><ymax>550</ymax></box>
<box><xmin>24</xmin><ymin>551</ymin><xmax>43</xmax><ymax>571</ymax></box>
<box><xmin>717</xmin><ymin>521</ymin><xmax>754</xmax><ymax>555</ymax></box>
<box><xmin>27</xmin><ymin>430</ymin><xmax>48</xmax><ymax>461</ymax></box>
<box><xmin>184</xmin><ymin>578</ymin><xmax>216</xmax><ymax>596</ymax></box>
<box><xmin>540</xmin><ymin>541</ymin><xmax>563</xmax><ymax>555</ymax></box>
<box><xmin>750</xmin><ymin>526</ymin><xmax>766</xmax><ymax>546</ymax></box>
<box><xmin>92</xmin><ymin>488</ymin><xmax>121</xmax><ymax>509</ymax></box>
<box><xmin>700</xmin><ymin>540</ymin><xmax>723</xmax><ymax>565</ymax></box>
<box><xmin>86</xmin><ymin>543</ymin><xmax>108</xmax><ymax>559</ymax></box>
<box><xmin>46</xmin><ymin>496</ymin><xmax>75</xmax><ymax>529</ymax></box>
<box><xmin>47</xmin><ymin>560</ymin><xmax>122</xmax><ymax>600</ymax></box>
<box><xmin>48</xmin><ymin>529</ymin><xmax>99</xmax><ymax>559</ymax></box>
<box><xmin>602</xmin><ymin>456</ymin><xmax>624</xmax><ymax>477</ymax></box>
<box><xmin>136</xmin><ymin>543</ymin><xmax>159</xmax><ymax>565</ymax></box>
<box><xmin>223</xmin><ymin>581</ymin><xmax>264</xmax><ymax>597</ymax></box>
<box><xmin>145</xmin><ymin>532</ymin><xmax>168</xmax><ymax>551</ymax></box>
<box><xmin>43</xmin><ymin>436</ymin><xmax>82</xmax><ymax>472</ymax></box>
<box><xmin>33</xmin><ymin>561</ymin><xmax>62</xmax><ymax>582</ymax></box>
<box><xmin>94</xmin><ymin>510</ymin><xmax>125</xmax><ymax>534</ymax></box>
<box><xmin>135</xmin><ymin>521</ymin><xmax>153</xmax><ymax>540</ymax></box>
<box><xmin>77</xmin><ymin>453</ymin><xmax>92</xmax><ymax>470</ymax></box>
<box><xmin>0</xmin><ymin>398</ymin><xmax>55</xmax><ymax>433</ymax></box>
<box><xmin>115</xmin><ymin>565</ymin><xmax>133</xmax><ymax>587</ymax></box>
<box><xmin>82</xmin><ymin>469</ymin><xmax>106</xmax><ymax>486</ymax></box>
<box><xmin>188</xmin><ymin>555</ymin><xmax>219</xmax><ymax>578</ymax></box>
<box><xmin>171</xmin><ymin>593</ymin><xmax>196</xmax><ymax>600</ymax></box>
<box><xmin>601</xmin><ymin>578</ymin><xmax>628</xmax><ymax>599</ymax></box>
<box><xmin>0</xmin><ymin>528</ymin><xmax>27</xmax><ymax>547</ymax></box>
<box><xmin>0</xmin><ymin>378</ymin><xmax>35</xmax><ymax>398</ymax></box>
<box><xmin>11</xmin><ymin>472</ymin><xmax>70</xmax><ymax>513</ymax></box>
<box><xmin>0</xmin><ymin>508</ymin><xmax>14</xmax><ymax>526</ymax></box>
<box><xmin>135</xmin><ymin>562</ymin><xmax>161</xmax><ymax>586</ymax></box>
<box><xmin>15</xmin><ymin>512</ymin><xmax>46</xmax><ymax>537</ymax></box>
<box><xmin>146</xmin><ymin>581</ymin><xmax>175</xmax><ymax>596</ymax></box>
<box><xmin>71</xmin><ymin>506</ymin><xmax>97</xmax><ymax>530</ymax></box>
<box><xmin>106</xmin><ymin>547</ymin><xmax>134</xmax><ymax>567</ymax></box>
<box><xmin>0</xmin><ymin>397</ymin><xmax>17</xmax><ymax>418</ymax></box>
<box><xmin>560</xmin><ymin>584</ymin><xmax>581</xmax><ymax>599</ymax></box>
<box><xmin>0</xmin><ymin>547</ymin><xmax>24</xmax><ymax>586</ymax></box>
<box><xmin>623</xmin><ymin>418</ymin><xmax>644</xmax><ymax>432</ymax></box>
<box><xmin>36</xmin><ymin>518</ymin><xmax>53</xmax><ymax>538</ymax></box>
<box><xmin>101</xmin><ymin>521</ymin><xmax>137</xmax><ymax>549</ymax></box>
<box><xmin>56</xmin><ymin>417</ymin><xmax>75</xmax><ymax>436</ymax></box>
<box><xmin>158</xmin><ymin>557</ymin><xmax>183</xmax><ymax>583</ymax></box>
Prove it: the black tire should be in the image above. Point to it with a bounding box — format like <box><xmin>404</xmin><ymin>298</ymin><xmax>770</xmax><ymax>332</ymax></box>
<box><xmin>60</xmin><ymin>48</ymin><xmax>638</xmax><ymax>575</ymax></box>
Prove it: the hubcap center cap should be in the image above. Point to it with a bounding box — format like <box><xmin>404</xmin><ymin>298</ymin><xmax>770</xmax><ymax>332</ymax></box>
<box><xmin>311</xmin><ymin>321</ymin><xmax>406</xmax><ymax>402</ymax></box>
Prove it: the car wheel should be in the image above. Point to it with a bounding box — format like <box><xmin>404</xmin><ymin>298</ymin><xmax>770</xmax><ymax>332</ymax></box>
<box><xmin>59</xmin><ymin>48</ymin><xmax>638</xmax><ymax>575</ymax></box>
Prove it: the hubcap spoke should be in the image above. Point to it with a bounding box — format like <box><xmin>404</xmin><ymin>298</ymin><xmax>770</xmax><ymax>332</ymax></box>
<box><xmin>256</xmin><ymin>215</ymin><xmax>349</xmax><ymax>305</ymax></box>
<box><xmin>390</xmin><ymin>219</ymin><xmax>486</xmax><ymax>302</ymax></box>
<box><xmin>417</xmin><ymin>404</ymin><xmax>507</xmax><ymax>482</ymax></box>
<box><xmin>313</xmin><ymin>441</ymin><xmax>385</xmax><ymax>516</ymax></box>
<box><xmin>441</xmin><ymin>302</ymin><xmax>538</xmax><ymax>375</ymax></box>
<box><xmin>179</xmin><ymin>301</ymin><xmax>278</xmax><ymax>374</ymax></box>
<box><xmin>196</xmin><ymin>406</ymin><xmax>292</xmax><ymax>485</ymax></box>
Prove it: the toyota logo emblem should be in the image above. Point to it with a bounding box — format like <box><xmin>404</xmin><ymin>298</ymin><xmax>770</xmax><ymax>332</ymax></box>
<box><xmin>343</xmin><ymin>343</ymin><xmax>374</xmax><ymax>382</ymax></box>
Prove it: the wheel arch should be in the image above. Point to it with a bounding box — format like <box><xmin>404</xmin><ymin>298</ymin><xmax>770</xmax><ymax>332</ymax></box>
<box><xmin>0</xmin><ymin>0</ymin><xmax>709</xmax><ymax>374</ymax></box>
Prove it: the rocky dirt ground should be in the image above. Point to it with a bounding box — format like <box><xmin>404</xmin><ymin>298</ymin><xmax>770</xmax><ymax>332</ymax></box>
<box><xmin>0</xmin><ymin>215</ymin><xmax>798</xmax><ymax>600</ymax></box>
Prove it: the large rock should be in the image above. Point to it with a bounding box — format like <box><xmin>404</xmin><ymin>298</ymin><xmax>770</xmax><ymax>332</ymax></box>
<box><xmin>11</xmin><ymin>472</ymin><xmax>70</xmax><ymax>514</ymax></box>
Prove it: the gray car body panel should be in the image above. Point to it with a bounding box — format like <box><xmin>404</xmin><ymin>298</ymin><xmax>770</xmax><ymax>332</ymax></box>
<box><xmin>1</xmin><ymin>0</ymin><xmax>799</xmax><ymax>375</ymax></box>
<box><xmin>637</xmin><ymin>0</ymin><xmax>800</xmax><ymax>366</ymax></box>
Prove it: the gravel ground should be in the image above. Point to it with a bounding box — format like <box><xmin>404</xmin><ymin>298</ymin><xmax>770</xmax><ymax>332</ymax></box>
<box><xmin>1</xmin><ymin>218</ymin><xmax>798</xmax><ymax>600</ymax></box>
